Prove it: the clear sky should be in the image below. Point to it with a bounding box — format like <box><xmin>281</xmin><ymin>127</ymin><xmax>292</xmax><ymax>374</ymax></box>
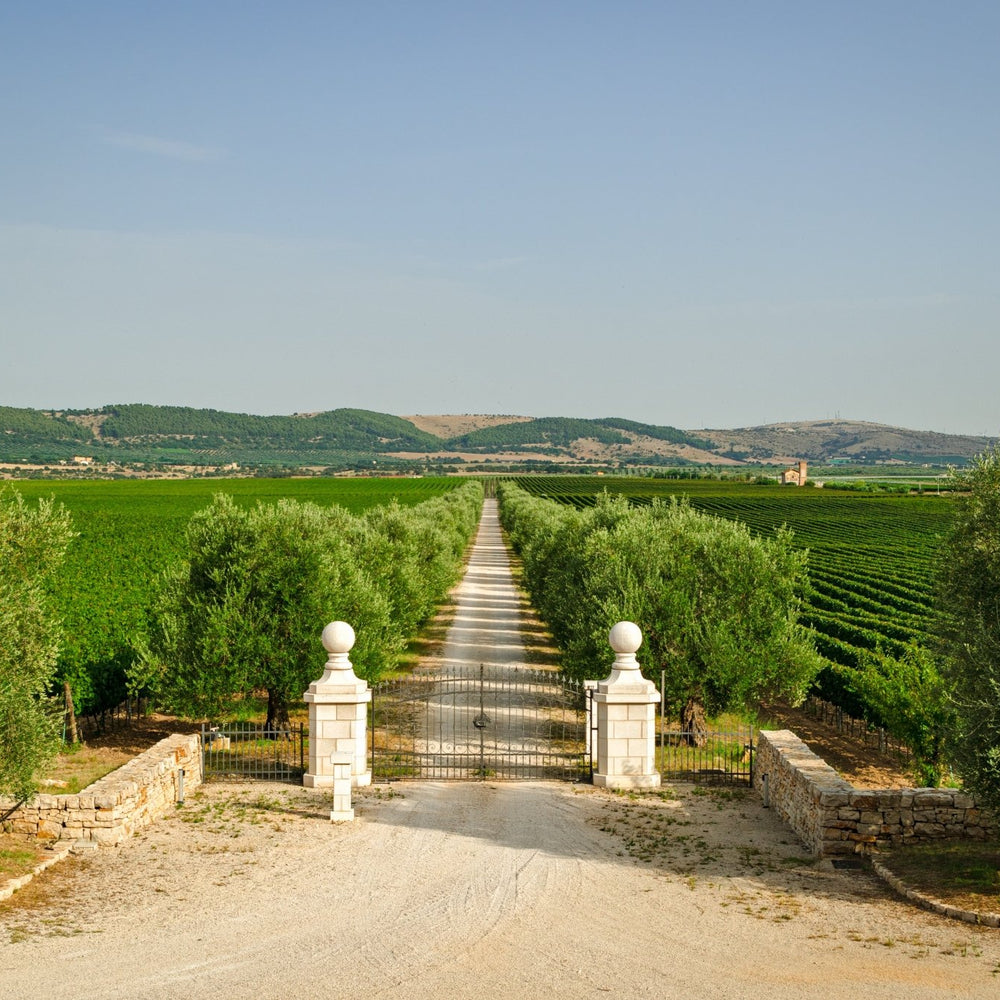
<box><xmin>2</xmin><ymin>2</ymin><xmax>997</xmax><ymax>435</ymax></box>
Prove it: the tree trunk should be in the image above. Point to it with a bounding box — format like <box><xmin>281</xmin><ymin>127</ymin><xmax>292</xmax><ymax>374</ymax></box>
<box><xmin>680</xmin><ymin>697</ymin><xmax>708</xmax><ymax>747</ymax></box>
<box><xmin>64</xmin><ymin>681</ymin><xmax>78</xmax><ymax>745</ymax></box>
<box><xmin>265</xmin><ymin>689</ymin><xmax>291</xmax><ymax>736</ymax></box>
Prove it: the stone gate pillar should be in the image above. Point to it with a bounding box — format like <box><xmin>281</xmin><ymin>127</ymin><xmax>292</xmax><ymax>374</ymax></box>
<box><xmin>303</xmin><ymin>621</ymin><xmax>371</xmax><ymax>788</ymax></box>
<box><xmin>592</xmin><ymin>621</ymin><xmax>661</xmax><ymax>789</ymax></box>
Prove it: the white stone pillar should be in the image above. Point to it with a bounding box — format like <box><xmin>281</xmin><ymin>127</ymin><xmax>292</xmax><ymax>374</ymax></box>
<box><xmin>592</xmin><ymin>621</ymin><xmax>661</xmax><ymax>790</ymax></box>
<box><xmin>303</xmin><ymin>621</ymin><xmax>372</xmax><ymax>789</ymax></box>
<box><xmin>329</xmin><ymin>753</ymin><xmax>354</xmax><ymax>822</ymax></box>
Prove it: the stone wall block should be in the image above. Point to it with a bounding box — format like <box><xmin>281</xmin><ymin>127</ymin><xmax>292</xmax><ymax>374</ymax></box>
<box><xmin>36</xmin><ymin>820</ymin><xmax>62</xmax><ymax>839</ymax></box>
<box><xmin>757</xmin><ymin>729</ymin><xmax>996</xmax><ymax>858</ymax></box>
<box><xmin>90</xmin><ymin>827</ymin><xmax>125</xmax><ymax>846</ymax></box>
<box><xmin>912</xmin><ymin>790</ymin><xmax>954</xmax><ymax>808</ymax></box>
<box><xmin>933</xmin><ymin>808</ymin><xmax>962</xmax><ymax>824</ymax></box>
<box><xmin>818</xmin><ymin>791</ymin><xmax>851</xmax><ymax>808</ymax></box>
<box><xmin>848</xmin><ymin>793</ymin><xmax>878</xmax><ymax>811</ymax></box>
<box><xmin>848</xmin><ymin>832</ymin><xmax>877</xmax><ymax>844</ymax></box>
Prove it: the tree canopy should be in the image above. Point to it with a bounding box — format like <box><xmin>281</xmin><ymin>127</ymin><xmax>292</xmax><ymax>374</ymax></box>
<box><xmin>937</xmin><ymin>445</ymin><xmax>1000</xmax><ymax>811</ymax></box>
<box><xmin>139</xmin><ymin>484</ymin><xmax>482</xmax><ymax>729</ymax></box>
<box><xmin>498</xmin><ymin>483</ymin><xmax>821</xmax><ymax>722</ymax></box>
<box><xmin>0</xmin><ymin>489</ymin><xmax>74</xmax><ymax>801</ymax></box>
<box><xmin>140</xmin><ymin>495</ymin><xmax>396</xmax><ymax>730</ymax></box>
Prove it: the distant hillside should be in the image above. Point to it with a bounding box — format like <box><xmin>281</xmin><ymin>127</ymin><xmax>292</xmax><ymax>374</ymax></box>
<box><xmin>694</xmin><ymin>420</ymin><xmax>995</xmax><ymax>465</ymax></box>
<box><xmin>0</xmin><ymin>405</ymin><xmax>993</xmax><ymax>472</ymax></box>
<box><xmin>404</xmin><ymin>414</ymin><xmax>533</xmax><ymax>438</ymax></box>
<box><xmin>0</xmin><ymin>404</ymin><xmax>441</xmax><ymax>467</ymax></box>
<box><xmin>92</xmin><ymin>404</ymin><xmax>442</xmax><ymax>452</ymax></box>
<box><xmin>444</xmin><ymin>416</ymin><xmax>711</xmax><ymax>453</ymax></box>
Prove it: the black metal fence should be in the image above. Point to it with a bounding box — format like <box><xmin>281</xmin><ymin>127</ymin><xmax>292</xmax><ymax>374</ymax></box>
<box><xmin>656</xmin><ymin>724</ymin><xmax>755</xmax><ymax>784</ymax></box>
<box><xmin>370</xmin><ymin>664</ymin><xmax>590</xmax><ymax>781</ymax></box>
<box><xmin>653</xmin><ymin>670</ymin><xmax>755</xmax><ymax>784</ymax></box>
<box><xmin>201</xmin><ymin>722</ymin><xmax>306</xmax><ymax>783</ymax></box>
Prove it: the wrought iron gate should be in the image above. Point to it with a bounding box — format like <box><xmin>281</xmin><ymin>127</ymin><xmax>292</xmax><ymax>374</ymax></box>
<box><xmin>370</xmin><ymin>664</ymin><xmax>591</xmax><ymax>781</ymax></box>
<box><xmin>201</xmin><ymin>722</ymin><xmax>306</xmax><ymax>783</ymax></box>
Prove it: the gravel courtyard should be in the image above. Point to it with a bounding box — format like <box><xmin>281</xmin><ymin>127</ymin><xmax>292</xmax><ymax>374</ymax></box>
<box><xmin>2</xmin><ymin>778</ymin><xmax>999</xmax><ymax>1000</ymax></box>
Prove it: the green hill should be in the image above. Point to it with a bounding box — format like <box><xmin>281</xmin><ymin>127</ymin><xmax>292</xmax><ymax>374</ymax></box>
<box><xmin>0</xmin><ymin>405</ymin><xmax>992</xmax><ymax>472</ymax></box>
<box><xmin>0</xmin><ymin>404</ymin><xmax>442</xmax><ymax>467</ymax></box>
<box><xmin>445</xmin><ymin>416</ymin><xmax>712</xmax><ymax>455</ymax></box>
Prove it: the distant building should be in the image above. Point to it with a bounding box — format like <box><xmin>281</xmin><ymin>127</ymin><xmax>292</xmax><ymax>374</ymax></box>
<box><xmin>781</xmin><ymin>460</ymin><xmax>808</xmax><ymax>486</ymax></box>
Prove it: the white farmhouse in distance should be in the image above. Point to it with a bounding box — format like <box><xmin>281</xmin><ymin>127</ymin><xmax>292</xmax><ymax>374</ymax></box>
<box><xmin>781</xmin><ymin>460</ymin><xmax>808</xmax><ymax>486</ymax></box>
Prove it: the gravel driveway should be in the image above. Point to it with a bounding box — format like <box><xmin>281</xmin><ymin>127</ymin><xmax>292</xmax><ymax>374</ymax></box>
<box><xmin>2</xmin><ymin>778</ymin><xmax>1000</xmax><ymax>999</ymax></box>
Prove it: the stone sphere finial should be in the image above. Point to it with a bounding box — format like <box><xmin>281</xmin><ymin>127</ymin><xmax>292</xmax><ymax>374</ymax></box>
<box><xmin>609</xmin><ymin>621</ymin><xmax>642</xmax><ymax>655</ymax></box>
<box><xmin>322</xmin><ymin>621</ymin><xmax>356</xmax><ymax>655</ymax></box>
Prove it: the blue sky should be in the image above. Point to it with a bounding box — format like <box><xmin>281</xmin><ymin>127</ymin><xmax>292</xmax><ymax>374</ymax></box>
<box><xmin>2</xmin><ymin>2</ymin><xmax>997</xmax><ymax>434</ymax></box>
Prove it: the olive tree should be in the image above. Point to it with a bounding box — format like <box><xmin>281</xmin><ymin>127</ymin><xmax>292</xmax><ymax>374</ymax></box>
<box><xmin>582</xmin><ymin>498</ymin><xmax>822</xmax><ymax>735</ymax></box>
<box><xmin>0</xmin><ymin>489</ymin><xmax>74</xmax><ymax>802</ymax></box>
<box><xmin>937</xmin><ymin>445</ymin><xmax>1000</xmax><ymax>812</ymax></box>
<box><xmin>499</xmin><ymin>484</ymin><xmax>822</xmax><ymax>738</ymax></box>
<box><xmin>140</xmin><ymin>495</ymin><xmax>397</xmax><ymax>731</ymax></box>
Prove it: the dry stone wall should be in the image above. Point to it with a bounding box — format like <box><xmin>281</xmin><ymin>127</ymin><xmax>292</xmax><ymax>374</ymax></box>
<box><xmin>754</xmin><ymin>730</ymin><xmax>996</xmax><ymax>857</ymax></box>
<box><xmin>1</xmin><ymin>733</ymin><xmax>200</xmax><ymax>847</ymax></box>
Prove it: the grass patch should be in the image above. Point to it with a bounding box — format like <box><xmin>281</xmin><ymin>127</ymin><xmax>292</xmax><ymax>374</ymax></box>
<box><xmin>881</xmin><ymin>841</ymin><xmax>1000</xmax><ymax>915</ymax></box>
<box><xmin>0</xmin><ymin>837</ymin><xmax>51</xmax><ymax>879</ymax></box>
<box><xmin>41</xmin><ymin>744</ymin><xmax>130</xmax><ymax>794</ymax></box>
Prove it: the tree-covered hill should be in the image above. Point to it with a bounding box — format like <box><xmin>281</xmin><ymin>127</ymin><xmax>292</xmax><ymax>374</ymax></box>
<box><xmin>444</xmin><ymin>416</ymin><xmax>713</xmax><ymax>454</ymax></box>
<box><xmin>94</xmin><ymin>404</ymin><xmax>443</xmax><ymax>452</ymax></box>
<box><xmin>0</xmin><ymin>406</ymin><xmax>92</xmax><ymax>450</ymax></box>
<box><xmin>0</xmin><ymin>404</ymin><xmax>993</xmax><ymax>471</ymax></box>
<box><xmin>0</xmin><ymin>404</ymin><xmax>442</xmax><ymax>467</ymax></box>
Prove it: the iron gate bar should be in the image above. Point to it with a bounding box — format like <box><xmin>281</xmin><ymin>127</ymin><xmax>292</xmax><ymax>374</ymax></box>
<box><xmin>656</xmin><ymin>725</ymin><xmax>755</xmax><ymax>785</ymax></box>
<box><xmin>371</xmin><ymin>665</ymin><xmax>589</xmax><ymax>781</ymax></box>
<box><xmin>201</xmin><ymin>722</ymin><xmax>306</xmax><ymax>783</ymax></box>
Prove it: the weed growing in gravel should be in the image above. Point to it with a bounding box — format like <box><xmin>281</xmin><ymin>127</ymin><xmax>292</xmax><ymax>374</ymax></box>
<box><xmin>0</xmin><ymin>848</ymin><xmax>37</xmax><ymax>874</ymax></box>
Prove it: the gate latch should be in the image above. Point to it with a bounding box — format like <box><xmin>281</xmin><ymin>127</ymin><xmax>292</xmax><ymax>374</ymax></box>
<box><xmin>473</xmin><ymin>712</ymin><xmax>491</xmax><ymax>729</ymax></box>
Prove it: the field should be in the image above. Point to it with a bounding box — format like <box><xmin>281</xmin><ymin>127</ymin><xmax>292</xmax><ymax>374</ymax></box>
<box><xmin>508</xmin><ymin>476</ymin><xmax>954</xmax><ymax>710</ymax></box>
<box><xmin>8</xmin><ymin>477</ymin><xmax>465</xmax><ymax>717</ymax></box>
<box><xmin>8</xmin><ymin>473</ymin><xmax>956</xmax><ymax>725</ymax></box>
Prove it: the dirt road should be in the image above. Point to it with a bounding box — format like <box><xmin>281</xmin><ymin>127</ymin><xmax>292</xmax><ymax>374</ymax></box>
<box><xmin>414</xmin><ymin>498</ymin><xmax>577</xmax><ymax>777</ymax></box>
